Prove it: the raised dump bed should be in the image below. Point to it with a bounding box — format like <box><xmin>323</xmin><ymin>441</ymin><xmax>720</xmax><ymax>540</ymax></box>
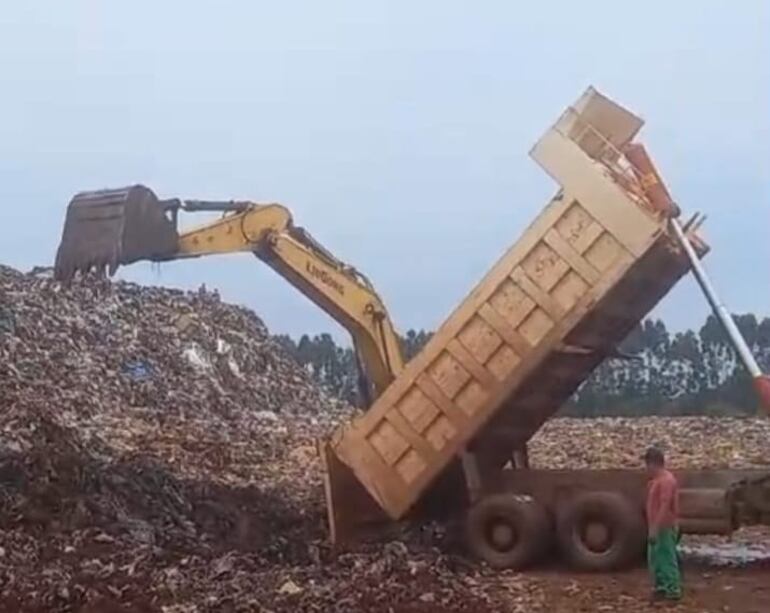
<box><xmin>322</xmin><ymin>87</ymin><xmax>708</xmax><ymax>543</ymax></box>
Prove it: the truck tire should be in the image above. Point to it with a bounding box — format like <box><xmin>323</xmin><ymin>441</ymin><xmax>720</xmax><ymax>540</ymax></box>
<box><xmin>556</xmin><ymin>491</ymin><xmax>645</xmax><ymax>571</ymax></box>
<box><xmin>465</xmin><ymin>494</ymin><xmax>551</xmax><ymax>569</ymax></box>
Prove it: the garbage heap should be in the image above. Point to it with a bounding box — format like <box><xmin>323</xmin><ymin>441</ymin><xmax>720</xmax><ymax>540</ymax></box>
<box><xmin>2</xmin><ymin>264</ymin><xmax>769</xmax><ymax>612</ymax></box>
<box><xmin>0</xmin><ymin>265</ymin><xmax>500</xmax><ymax>613</ymax></box>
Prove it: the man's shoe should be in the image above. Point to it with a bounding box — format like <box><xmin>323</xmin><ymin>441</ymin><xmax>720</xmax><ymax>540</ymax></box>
<box><xmin>649</xmin><ymin>591</ymin><xmax>666</xmax><ymax>603</ymax></box>
<box><xmin>662</xmin><ymin>593</ymin><xmax>682</xmax><ymax>606</ymax></box>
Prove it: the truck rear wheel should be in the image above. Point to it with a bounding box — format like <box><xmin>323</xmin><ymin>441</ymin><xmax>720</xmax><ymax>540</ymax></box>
<box><xmin>465</xmin><ymin>494</ymin><xmax>550</xmax><ymax>569</ymax></box>
<box><xmin>556</xmin><ymin>491</ymin><xmax>645</xmax><ymax>571</ymax></box>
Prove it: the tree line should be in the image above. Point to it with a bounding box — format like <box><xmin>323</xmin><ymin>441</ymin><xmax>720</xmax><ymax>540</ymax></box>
<box><xmin>276</xmin><ymin>314</ymin><xmax>770</xmax><ymax>416</ymax></box>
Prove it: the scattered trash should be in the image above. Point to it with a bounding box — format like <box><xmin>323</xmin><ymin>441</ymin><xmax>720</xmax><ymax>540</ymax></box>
<box><xmin>680</xmin><ymin>531</ymin><xmax>770</xmax><ymax>567</ymax></box>
<box><xmin>212</xmin><ymin>553</ymin><xmax>235</xmax><ymax>578</ymax></box>
<box><xmin>277</xmin><ymin>579</ymin><xmax>302</xmax><ymax>595</ymax></box>
<box><xmin>182</xmin><ymin>343</ymin><xmax>212</xmax><ymax>371</ymax></box>
<box><xmin>0</xmin><ymin>305</ymin><xmax>15</xmax><ymax>334</ymax></box>
<box><xmin>174</xmin><ymin>313</ymin><xmax>197</xmax><ymax>333</ymax></box>
<box><xmin>122</xmin><ymin>360</ymin><xmax>153</xmax><ymax>381</ymax></box>
<box><xmin>93</xmin><ymin>532</ymin><xmax>115</xmax><ymax>544</ymax></box>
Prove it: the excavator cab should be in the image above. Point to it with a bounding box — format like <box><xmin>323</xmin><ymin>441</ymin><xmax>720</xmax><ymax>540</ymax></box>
<box><xmin>54</xmin><ymin>185</ymin><xmax>180</xmax><ymax>282</ymax></box>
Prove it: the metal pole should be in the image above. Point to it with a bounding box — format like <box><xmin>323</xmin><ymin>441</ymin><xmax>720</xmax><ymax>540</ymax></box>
<box><xmin>669</xmin><ymin>218</ymin><xmax>762</xmax><ymax>378</ymax></box>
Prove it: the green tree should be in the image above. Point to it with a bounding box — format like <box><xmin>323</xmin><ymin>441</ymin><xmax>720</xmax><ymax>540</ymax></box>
<box><xmin>277</xmin><ymin>314</ymin><xmax>769</xmax><ymax>415</ymax></box>
<box><xmin>400</xmin><ymin>329</ymin><xmax>433</xmax><ymax>361</ymax></box>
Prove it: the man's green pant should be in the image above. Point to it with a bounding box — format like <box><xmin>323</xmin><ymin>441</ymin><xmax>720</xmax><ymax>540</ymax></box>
<box><xmin>647</xmin><ymin>528</ymin><xmax>682</xmax><ymax>599</ymax></box>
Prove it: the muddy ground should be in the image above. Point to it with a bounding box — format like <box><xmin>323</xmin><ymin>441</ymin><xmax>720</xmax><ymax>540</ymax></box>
<box><xmin>504</xmin><ymin>564</ymin><xmax>770</xmax><ymax>612</ymax></box>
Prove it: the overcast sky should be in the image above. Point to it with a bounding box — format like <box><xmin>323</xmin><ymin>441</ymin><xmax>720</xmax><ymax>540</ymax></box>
<box><xmin>1</xmin><ymin>1</ymin><xmax>767</xmax><ymax>342</ymax></box>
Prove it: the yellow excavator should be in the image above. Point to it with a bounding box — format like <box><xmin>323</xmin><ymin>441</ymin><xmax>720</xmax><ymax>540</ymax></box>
<box><xmin>53</xmin><ymin>185</ymin><xmax>404</xmax><ymax>407</ymax></box>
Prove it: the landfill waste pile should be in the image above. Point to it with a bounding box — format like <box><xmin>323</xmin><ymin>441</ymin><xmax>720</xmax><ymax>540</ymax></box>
<box><xmin>2</xmin><ymin>264</ymin><xmax>769</xmax><ymax>612</ymax></box>
<box><xmin>529</xmin><ymin>416</ymin><xmax>770</xmax><ymax>470</ymax></box>
<box><xmin>0</xmin><ymin>265</ymin><xmax>503</xmax><ymax>612</ymax></box>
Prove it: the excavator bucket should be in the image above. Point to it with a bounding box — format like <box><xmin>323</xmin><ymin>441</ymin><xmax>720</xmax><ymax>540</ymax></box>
<box><xmin>54</xmin><ymin>185</ymin><xmax>179</xmax><ymax>282</ymax></box>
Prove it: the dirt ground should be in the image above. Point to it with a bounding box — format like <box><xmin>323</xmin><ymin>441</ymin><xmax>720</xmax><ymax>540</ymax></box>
<box><xmin>493</xmin><ymin>564</ymin><xmax>770</xmax><ymax>613</ymax></box>
<box><xmin>14</xmin><ymin>562</ymin><xmax>767</xmax><ymax>612</ymax></box>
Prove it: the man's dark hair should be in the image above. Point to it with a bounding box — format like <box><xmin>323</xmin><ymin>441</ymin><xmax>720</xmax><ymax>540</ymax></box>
<box><xmin>644</xmin><ymin>446</ymin><xmax>665</xmax><ymax>466</ymax></box>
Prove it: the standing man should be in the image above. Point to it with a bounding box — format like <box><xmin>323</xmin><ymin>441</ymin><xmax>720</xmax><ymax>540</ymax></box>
<box><xmin>644</xmin><ymin>447</ymin><xmax>682</xmax><ymax>602</ymax></box>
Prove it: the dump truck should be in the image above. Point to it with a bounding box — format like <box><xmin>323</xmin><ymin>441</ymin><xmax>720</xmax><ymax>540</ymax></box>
<box><xmin>321</xmin><ymin>87</ymin><xmax>770</xmax><ymax>570</ymax></box>
<box><xmin>54</xmin><ymin>87</ymin><xmax>770</xmax><ymax>571</ymax></box>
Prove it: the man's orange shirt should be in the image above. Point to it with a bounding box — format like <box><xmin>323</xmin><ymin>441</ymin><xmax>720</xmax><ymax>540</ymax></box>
<box><xmin>646</xmin><ymin>469</ymin><xmax>679</xmax><ymax>530</ymax></box>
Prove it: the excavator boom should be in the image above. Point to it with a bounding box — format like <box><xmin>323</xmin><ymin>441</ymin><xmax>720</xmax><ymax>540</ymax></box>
<box><xmin>53</xmin><ymin>185</ymin><xmax>405</xmax><ymax>402</ymax></box>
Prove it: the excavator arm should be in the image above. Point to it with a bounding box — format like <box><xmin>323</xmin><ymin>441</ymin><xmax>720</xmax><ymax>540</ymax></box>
<box><xmin>53</xmin><ymin>185</ymin><xmax>404</xmax><ymax>404</ymax></box>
